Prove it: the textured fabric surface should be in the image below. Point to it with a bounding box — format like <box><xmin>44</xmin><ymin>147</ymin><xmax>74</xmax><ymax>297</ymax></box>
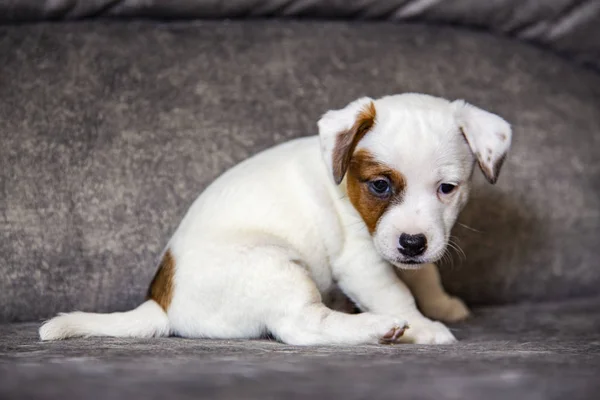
<box><xmin>1</xmin><ymin>298</ymin><xmax>599</xmax><ymax>399</ymax></box>
<box><xmin>1</xmin><ymin>21</ymin><xmax>600</xmax><ymax>323</ymax></box>
<box><xmin>1</xmin><ymin>1</ymin><xmax>600</xmax><ymax>71</ymax></box>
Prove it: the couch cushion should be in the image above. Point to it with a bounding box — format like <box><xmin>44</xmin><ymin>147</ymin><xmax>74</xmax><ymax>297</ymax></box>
<box><xmin>1</xmin><ymin>21</ymin><xmax>599</xmax><ymax>322</ymax></box>
<box><xmin>1</xmin><ymin>298</ymin><xmax>599</xmax><ymax>399</ymax></box>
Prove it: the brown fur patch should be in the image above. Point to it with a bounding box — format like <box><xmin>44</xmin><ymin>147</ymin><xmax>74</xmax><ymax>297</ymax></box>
<box><xmin>332</xmin><ymin>101</ymin><xmax>377</xmax><ymax>184</ymax></box>
<box><xmin>147</xmin><ymin>249</ymin><xmax>175</xmax><ymax>311</ymax></box>
<box><xmin>346</xmin><ymin>149</ymin><xmax>406</xmax><ymax>234</ymax></box>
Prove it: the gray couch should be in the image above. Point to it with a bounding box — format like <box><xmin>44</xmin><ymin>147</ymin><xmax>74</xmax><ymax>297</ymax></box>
<box><xmin>1</xmin><ymin>1</ymin><xmax>600</xmax><ymax>399</ymax></box>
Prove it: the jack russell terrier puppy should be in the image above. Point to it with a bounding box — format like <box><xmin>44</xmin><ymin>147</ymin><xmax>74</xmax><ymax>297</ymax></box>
<box><xmin>40</xmin><ymin>93</ymin><xmax>511</xmax><ymax>345</ymax></box>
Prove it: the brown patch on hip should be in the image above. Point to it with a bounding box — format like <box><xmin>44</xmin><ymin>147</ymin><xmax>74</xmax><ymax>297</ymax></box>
<box><xmin>346</xmin><ymin>149</ymin><xmax>406</xmax><ymax>234</ymax></box>
<box><xmin>147</xmin><ymin>249</ymin><xmax>175</xmax><ymax>311</ymax></box>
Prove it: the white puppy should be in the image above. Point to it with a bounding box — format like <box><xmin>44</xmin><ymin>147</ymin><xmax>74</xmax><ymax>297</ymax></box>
<box><xmin>40</xmin><ymin>93</ymin><xmax>511</xmax><ymax>345</ymax></box>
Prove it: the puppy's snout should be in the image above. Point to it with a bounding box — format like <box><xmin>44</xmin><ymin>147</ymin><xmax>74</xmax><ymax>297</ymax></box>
<box><xmin>398</xmin><ymin>233</ymin><xmax>427</xmax><ymax>257</ymax></box>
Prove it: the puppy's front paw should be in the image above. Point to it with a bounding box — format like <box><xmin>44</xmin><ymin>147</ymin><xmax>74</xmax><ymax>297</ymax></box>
<box><xmin>379</xmin><ymin>324</ymin><xmax>407</xmax><ymax>344</ymax></box>
<box><xmin>400</xmin><ymin>319</ymin><xmax>456</xmax><ymax>345</ymax></box>
<box><xmin>362</xmin><ymin>314</ymin><xmax>408</xmax><ymax>345</ymax></box>
<box><xmin>420</xmin><ymin>296</ymin><xmax>471</xmax><ymax>323</ymax></box>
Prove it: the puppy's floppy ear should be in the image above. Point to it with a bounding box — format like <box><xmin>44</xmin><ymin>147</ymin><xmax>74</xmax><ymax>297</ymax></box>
<box><xmin>318</xmin><ymin>97</ymin><xmax>377</xmax><ymax>184</ymax></box>
<box><xmin>452</xmin><ymin>100</ymin><xmax>512</xmax><ymax>184</ymax></box>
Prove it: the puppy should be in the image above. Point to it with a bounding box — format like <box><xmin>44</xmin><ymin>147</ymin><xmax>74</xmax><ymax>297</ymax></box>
<box><xmin>40</xmin><ymin>93</ymin><xmax>511</xmax><ymax>345</ymax></box>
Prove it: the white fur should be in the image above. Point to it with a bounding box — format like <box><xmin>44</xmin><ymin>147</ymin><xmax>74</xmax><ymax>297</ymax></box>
<box><xmin>40</xmin><ymin>94</ymin><xmax>511</xmax><ymax>345</ymax></box>
<box><xmin>354</xmin><ymin>95</ymin><xmax>475</xmax><ymax>268</ymax></box>
<box><xmin>452</xmin><ymin>99</ymin><xmax>512</xmax><ymax>183</ymax></box>
<box><xmin>39</xmin><ymin>300</ymin><xmax>169</xmax><ymax>340</ymax></box>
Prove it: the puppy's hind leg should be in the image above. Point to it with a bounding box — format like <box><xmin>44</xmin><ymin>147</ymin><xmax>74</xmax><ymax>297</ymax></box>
<box><xmin>171</xmin><ymin>241</ymin><xmax>406</xmax><ymax>345</ymax></box>
<box><xmin>266</xmin><ymin>260</ymin><xmax>407</xmax><ymax>346</ymax></box>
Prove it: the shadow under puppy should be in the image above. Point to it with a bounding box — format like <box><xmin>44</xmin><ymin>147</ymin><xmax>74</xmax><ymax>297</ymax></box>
<box><xmin>40</xmin><ymin>93</ymin><xmax>512</xmax><ymax>345</ymax></box>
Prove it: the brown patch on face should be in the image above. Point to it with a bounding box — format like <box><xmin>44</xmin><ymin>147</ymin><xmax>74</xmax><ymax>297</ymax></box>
<box><xmin>147</xmin><ymin>249</ymin><xmax>175</xmax><ymax>311</ymax></box>
<box><xmin>332</xmin><ymin>101</ymin><xmax>377</xmax><ymax>184</ymax></box>
<box><xmin>346</xmin><ymin>149</ymin><xmax>406</xmax><ymax>234</ymax></box>
<box><xmin>498</xmin><ymin>132</ymin><xmax>507</xmax><ymax>141</ymax></box>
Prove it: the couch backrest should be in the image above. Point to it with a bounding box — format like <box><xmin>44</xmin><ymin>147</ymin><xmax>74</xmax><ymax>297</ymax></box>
<box><xmin>1</xmin><ymin>0</ymin><xmax>599</xmax><ymax>71</ymax></box>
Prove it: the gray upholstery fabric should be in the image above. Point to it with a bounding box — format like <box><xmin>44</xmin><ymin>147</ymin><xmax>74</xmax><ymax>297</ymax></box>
<box><xmin>1</xmin><ymin>1</ymin><xmax>600</xmax><ymax>71</ymax></box>
<box><xmin>1</xmin><ymin>21</ymin><xmax>600</xmax><ymax>323</ymax></box>
<box><xmin>2</xmin><ymin>298</ymin><xmax>600</xmax><ymax>399</ymax></box>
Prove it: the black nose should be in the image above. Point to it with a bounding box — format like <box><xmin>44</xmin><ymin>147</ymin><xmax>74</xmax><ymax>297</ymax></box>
<box><xmin>398</xmin><ymin>233</ymin><xmax>427</xmax><ymax>257</ymax></box>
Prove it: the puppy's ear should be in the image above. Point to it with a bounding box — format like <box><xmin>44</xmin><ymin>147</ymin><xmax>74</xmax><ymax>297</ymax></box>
<box><xmin>318</xmin><ymin>97</ymin><xmax>377</xmax><ymax>184</ymax></box>
<box><xmin>452</xmin><ymin>100</ymin><xmax>512</xmax><ymax>184</ymax></box>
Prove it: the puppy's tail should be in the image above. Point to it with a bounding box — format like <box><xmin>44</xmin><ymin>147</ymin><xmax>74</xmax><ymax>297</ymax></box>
<box><xmin>39</xmin><ymin>300</ymin><xmax>170</xmax><ymax>341</ymax></box>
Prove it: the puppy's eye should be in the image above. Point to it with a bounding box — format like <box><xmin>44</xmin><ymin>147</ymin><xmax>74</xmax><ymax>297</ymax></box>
<box><xmin>438</xmin><ymin>183</ymin><xmax>457</xmax><ymax>195</ymax></box>
<box><xmin>368</xmin><ymin>178</ymin><xmax>391</xmax><ymax>197</ymax></box>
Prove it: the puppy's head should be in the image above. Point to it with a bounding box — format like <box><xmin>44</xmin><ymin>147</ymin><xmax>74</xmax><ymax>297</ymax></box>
<box><xmin>318</xmin><ymin>94</ymin><xmax>512</xmax><ymax>269</ymax></box>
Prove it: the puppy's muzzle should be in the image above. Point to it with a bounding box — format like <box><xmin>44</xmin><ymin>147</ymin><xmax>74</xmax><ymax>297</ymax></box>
<box><xmin>398</xmin><ymin>233</ymin><xmax>427</xmax><ymax>257</ymax></box>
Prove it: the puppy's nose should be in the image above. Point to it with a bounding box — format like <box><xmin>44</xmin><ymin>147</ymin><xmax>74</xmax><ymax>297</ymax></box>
<box><xmin>398</xmin><ymin>233</ymin><xmax>427</xmax><ymax>257</ymax></box>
